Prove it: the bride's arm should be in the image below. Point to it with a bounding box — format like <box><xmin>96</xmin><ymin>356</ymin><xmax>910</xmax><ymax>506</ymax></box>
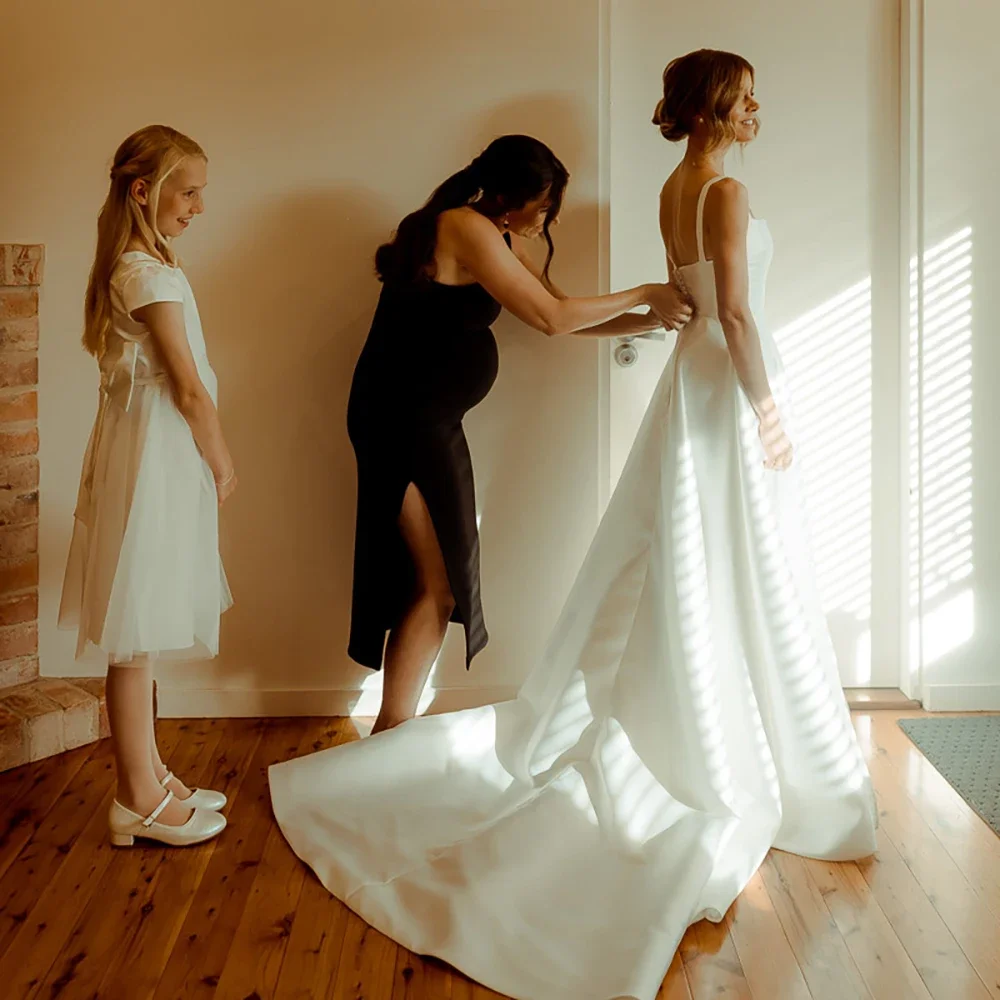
<box><xmin>706</xmin><ymin>179</ymin><xmax>773</xmax><ymax>411</ymax></box>
<box><xmin>707</xmin><ymin>179</ymin><xmax>792</xmax><ymax>469</ymax></box>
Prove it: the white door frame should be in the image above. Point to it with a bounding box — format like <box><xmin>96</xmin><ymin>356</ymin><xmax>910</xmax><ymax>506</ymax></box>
<box><xmin>898</xmin><ymin>0</ymin><xmax>926</xmax><ymax>701</ymax></box>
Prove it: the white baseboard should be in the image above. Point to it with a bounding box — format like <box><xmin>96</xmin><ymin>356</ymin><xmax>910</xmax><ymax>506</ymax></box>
<box><xmin>155</xmin><ymin>685</ymin><xmax>519</xmax><ymax>719</ymax></box>
<box><xmin>921</xmin><ymin>683</ymin><xmax>1000</xmax><ymax>712</ymax></box>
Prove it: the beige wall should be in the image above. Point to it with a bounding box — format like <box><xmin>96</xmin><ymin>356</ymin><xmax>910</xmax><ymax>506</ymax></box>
<box><xmin>2</xmin><ymin>0</ymin><xmax>607</xmax><ymax>713</ymax></box>
<box><xmin>8</xmin><ymin>1</ymin><xmax>995</xmax><ymax>712</ymax></box>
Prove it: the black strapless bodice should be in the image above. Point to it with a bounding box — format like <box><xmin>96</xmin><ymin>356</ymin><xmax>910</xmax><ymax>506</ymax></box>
<box><xmin>349</xmin><ymin>279</ymin><xmax>501</xmax><ymax>431</ymax></box>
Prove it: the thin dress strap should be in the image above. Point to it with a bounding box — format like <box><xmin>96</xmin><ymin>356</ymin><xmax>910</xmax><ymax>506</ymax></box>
<box><xmin>669</xmin><ymin>184</ymin><xmax>683</xmax><ymax>270</ymax></box>
<box><xmin>695</xmin><ymin>176</ymin><xmax>724</xmax><ymax>262</ymax></box>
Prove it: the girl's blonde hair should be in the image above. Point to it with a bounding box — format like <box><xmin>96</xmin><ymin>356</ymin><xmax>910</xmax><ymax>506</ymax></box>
<box><xmin>82</xmin><ymin>125</ymin><xmax>206</xmax><ymax>356</ymax></box>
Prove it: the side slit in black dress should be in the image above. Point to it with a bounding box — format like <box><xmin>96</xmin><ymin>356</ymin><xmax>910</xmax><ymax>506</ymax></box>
<box><xmin>346</xmin><ymin>243</ymin><xmax>508</xmax><ymax>670</ymax></box>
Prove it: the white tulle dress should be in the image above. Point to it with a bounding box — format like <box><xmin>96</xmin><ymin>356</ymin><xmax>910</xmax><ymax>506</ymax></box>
<box><xmin>59</xmin><ymin>251</ymin><xmax>232</xmax><ymax>663</ymax></box>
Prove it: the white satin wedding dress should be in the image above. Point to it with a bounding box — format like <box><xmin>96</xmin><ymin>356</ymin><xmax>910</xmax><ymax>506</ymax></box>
<box><xmin>269</xmin><ymin>177</ymin><xmax>878</xmax><ymax>1000</ymax></box>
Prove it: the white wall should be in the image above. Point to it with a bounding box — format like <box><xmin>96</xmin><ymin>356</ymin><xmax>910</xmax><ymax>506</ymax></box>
<box><xmin>914</xmin><ymin>0</ymin><xmax>1000</xmax><ymax>709</ymax></box>
<box><xmin>2</xmin><ymin>0</ymin><xmax>607</xmax><ymax>715</ymax></box>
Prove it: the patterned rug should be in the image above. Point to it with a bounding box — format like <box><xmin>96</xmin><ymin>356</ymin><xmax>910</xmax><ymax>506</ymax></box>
<box><xmin>898</xmin><ymin>716</ymin><xmax>1000</xmax><ymax>838</ymax></box>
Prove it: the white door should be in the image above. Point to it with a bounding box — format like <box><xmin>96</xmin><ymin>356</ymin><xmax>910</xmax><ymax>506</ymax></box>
<box><xmin>605</xmin><ymin>0</ymin><xmax>905</xmax><ymax>687</ymax></box>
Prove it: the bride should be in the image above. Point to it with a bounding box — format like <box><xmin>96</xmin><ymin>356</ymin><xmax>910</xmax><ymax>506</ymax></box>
<box><xmin>269</xmin><ymin>48</ymin><xmax>878</xmax><ymax>1000</ymax></box>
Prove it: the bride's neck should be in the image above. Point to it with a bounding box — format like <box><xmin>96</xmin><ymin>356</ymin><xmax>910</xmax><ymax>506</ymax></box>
<box><xmin>681</xmin><ymin>139</ymin><xmax>730</xmax><ymax>175</ymax></box>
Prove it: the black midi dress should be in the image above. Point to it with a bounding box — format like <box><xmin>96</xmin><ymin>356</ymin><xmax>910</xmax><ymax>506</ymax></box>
<box><xmin>346</xmin><ymin>262</ymin><xmax>505</xmax><ymax>670</ymax></box>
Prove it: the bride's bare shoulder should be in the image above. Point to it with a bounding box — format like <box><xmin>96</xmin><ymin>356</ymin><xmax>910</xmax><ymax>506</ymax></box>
<box><xmin>709</xmin><ymin>176</ymin><xmax>748</xmax><ymax>200</ymax></box>
<box><xmin>704</xmin><ymin>177</ymin><xmax>750</xmax><ymax>222</ymax></box>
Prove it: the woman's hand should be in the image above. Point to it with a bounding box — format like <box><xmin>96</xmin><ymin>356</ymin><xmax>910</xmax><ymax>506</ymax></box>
<box><xmin>644</xmin><ymin>283</ymin><xmax>693</xmax><ymax>330</ymax></box>
<box><xmin>634</xmin><ymin>308</ymin><xmax>665</xmax><ymax>333</ymax></box>
<box><xmin>757</xmin><ymin>407</ymin><xmax>793</xmax><ymax>471</ymax></box>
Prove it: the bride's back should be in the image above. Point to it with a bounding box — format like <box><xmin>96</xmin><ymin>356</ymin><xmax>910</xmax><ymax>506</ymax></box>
<box><xmin>659</xmin><ymin>167</ymin><xmax>724</xmax><ymax>270</ymax></box>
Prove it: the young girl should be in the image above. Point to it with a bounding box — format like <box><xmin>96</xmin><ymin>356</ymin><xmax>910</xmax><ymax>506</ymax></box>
<box><xmin>59</xmin><ymin>125</ymin><xmax>236</xmax><ymax>847</ymax></box>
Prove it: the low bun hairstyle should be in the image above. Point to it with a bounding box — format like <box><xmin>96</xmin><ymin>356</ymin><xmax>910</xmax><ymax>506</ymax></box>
<box><xmin>375</xmin><ymin>134</ymin><xmax>569</xmax><ymax>285</ymax></box>
<box><xmin>652</xmin><ymin>49</ymin><xmax>756</xmax><ymax>147</ymax></box>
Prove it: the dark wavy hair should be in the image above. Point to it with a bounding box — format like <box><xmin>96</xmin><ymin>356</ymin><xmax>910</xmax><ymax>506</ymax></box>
<box><xmin>375</xmin><ymin>134</ymin><xmax>569</xmax><ymax>284</ymax></box>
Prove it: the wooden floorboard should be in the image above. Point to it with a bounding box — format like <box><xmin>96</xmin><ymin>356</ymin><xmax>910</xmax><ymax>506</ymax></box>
<box><xmin>0</xmin><ymin>709</ymin><xmax>996</xmax><ymax>1000</ymax></box>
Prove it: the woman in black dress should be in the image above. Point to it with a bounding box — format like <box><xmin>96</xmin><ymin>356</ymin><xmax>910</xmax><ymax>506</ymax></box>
<box><xmin>348</xmin><ymin>134</ymin><xmax>692</xmax><ymax>734</ymax></box>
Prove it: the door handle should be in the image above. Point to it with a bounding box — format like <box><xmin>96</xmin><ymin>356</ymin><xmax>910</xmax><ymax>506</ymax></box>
<box><xmin>613</xmin><ymin>330</ymin><xmax>666</xmax><ymax>368</ymax></box>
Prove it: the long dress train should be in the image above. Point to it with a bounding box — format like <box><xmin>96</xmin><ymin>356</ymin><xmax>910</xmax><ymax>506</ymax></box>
<box><xmin>269</xmin><ymin>178</ymin><xmax>878</xmax><ymax>1000</ymax></box>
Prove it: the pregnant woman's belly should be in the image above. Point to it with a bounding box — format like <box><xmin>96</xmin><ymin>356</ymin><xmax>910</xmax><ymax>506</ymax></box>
<box><xmin>349</xmin><ymin>326</ymin><xmax>499</xmax><ymax>435</ymax></box>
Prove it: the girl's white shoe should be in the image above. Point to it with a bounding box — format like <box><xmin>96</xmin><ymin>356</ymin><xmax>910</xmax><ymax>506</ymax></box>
<box><xmin>108</xmin><ymin>789</ymin><xmax>226</xmax><ymax>847</ymax></box>
<box><xmin>159</xmin><ymin>770</ymin><xmax>227</xmax><ymax>811</ymax></box>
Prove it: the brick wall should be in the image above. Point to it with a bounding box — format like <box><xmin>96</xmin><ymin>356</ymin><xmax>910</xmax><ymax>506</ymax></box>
<box><xmin>0</xmin><ymin>245</ymin><xmax>43</xmax><ymax>690</ymax></box>
<box><xmin>0</xmin><ymin>248</ymin><xmax>108</xmax><ymax>773</ymax></box>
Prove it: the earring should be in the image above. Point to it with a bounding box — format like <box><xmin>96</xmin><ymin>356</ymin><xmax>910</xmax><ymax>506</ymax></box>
<box><xmin>503</xmin><ymin>215</ymin><xmax>510</xmax><ymax>230</ymax></box>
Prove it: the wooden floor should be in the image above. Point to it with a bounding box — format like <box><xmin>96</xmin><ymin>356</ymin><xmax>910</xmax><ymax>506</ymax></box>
<box><xmin>0</xmin><ymin>711</ymin><xmax>998</xmax><ymax>1000</ymax></box>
